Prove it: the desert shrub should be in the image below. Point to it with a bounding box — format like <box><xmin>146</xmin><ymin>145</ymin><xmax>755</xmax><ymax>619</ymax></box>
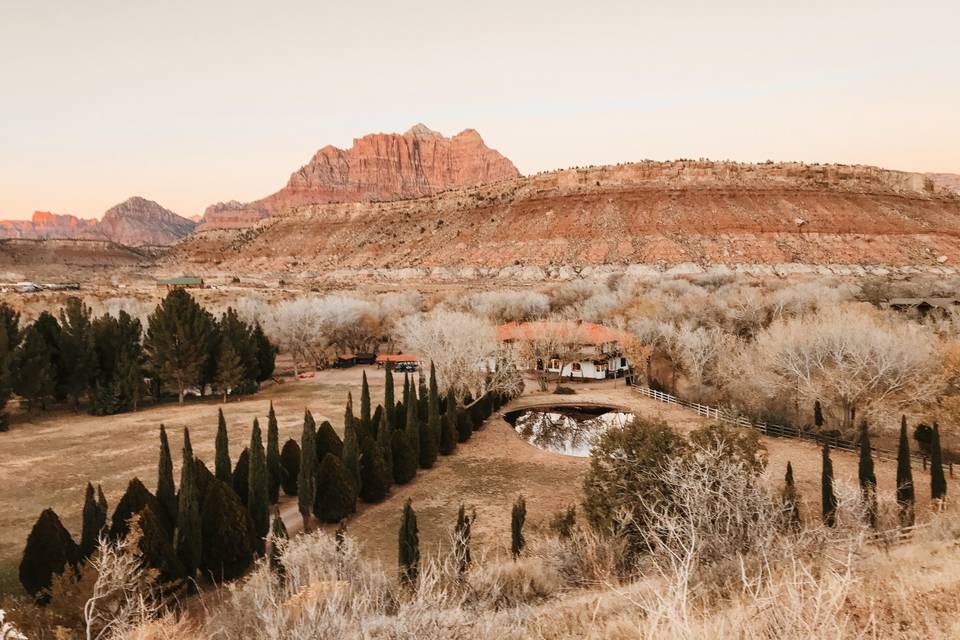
<box><xmin>110</xmin><ymin>478</ymin><xmax>170</xmax><ymax>540</ymax></box>
<box><xmin>201</xmin><ymin>479</ymin><xmax>255</xmax><ymax>582</ymax></box>
<box><xmin>688</xmin><ymin>422</ymin><xmax>767</xmax><ymax>473</ymax></box>
<box><xmin>18</xmin><ymin>509</ymin><xmax>81</xmax><ymax>600</ymax></box>
<box><xmin>280</xmin><ymin>438</ymin><xmax>300</xmax><ymax>496</ymax></box>
<box><xmin>553</xmin><ymin>386</ymin><xmax>576</xmax><ymax>395</ymax></box>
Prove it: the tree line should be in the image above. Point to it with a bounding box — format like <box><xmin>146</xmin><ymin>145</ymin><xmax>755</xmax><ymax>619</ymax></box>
<box><xmin>0</xmin><ymin>289</ymin><xmax>276</xmax><ymax>427</ymax></box>
<box><xmin>17</xmin><ymin>367</ymin><xmax>514</xmax><ymax>600</ymax></box>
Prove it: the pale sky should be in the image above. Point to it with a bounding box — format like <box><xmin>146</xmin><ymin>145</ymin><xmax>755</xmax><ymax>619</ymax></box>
<box><xmin>1</xmin><ymin>0</ymin><xmax>958</xmax><ymax>220</ymax></box>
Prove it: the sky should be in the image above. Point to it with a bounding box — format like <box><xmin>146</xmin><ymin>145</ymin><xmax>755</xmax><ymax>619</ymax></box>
<box><xmin>1</xmin><ymin>0</ymin><xmax>958</xmax><ymax>220</ymax></box>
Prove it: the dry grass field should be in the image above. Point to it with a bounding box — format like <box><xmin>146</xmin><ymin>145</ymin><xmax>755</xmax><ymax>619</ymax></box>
<box><xmin>0</xmin><ymin>370</ymin><xmax>942</xmax><ymax>600</ymax></box>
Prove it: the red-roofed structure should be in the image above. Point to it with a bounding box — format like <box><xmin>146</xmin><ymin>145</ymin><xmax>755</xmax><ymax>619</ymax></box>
<box><xmin>496</xmin><ymin>321</ymin><xmax>632</xmax><ymax>381</ymax></box>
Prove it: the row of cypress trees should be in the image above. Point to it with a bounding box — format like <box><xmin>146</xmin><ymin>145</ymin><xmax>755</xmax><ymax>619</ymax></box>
<box><xmin>783</xmin><ymin>416</ymin><xmax>948</xmax><ymax>531</ymax></box>
<box><xmin>0</xmin><ymin>291</ymin><xmax>277</xmax><ymax>426</ymax></box>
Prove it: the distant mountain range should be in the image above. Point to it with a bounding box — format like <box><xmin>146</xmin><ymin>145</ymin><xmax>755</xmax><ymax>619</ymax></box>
<box><xmin>0</xmin><ymin>197</ymin><xmax>196</xmax><ymax>246</ymax></box>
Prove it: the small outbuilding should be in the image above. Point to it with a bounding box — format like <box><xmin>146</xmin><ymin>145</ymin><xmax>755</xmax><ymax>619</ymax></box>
<box><xmin>157</xmin><ymin>276</ymin><xmax>204</xmax><ymax>290</ymax></box>
<box><xmin>376</xmin><ymin>354</ymin><xmax>420</xmax><ymax>372</ymax></box>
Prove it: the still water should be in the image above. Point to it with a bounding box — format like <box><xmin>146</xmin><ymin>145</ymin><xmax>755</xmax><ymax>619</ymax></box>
<box><xmin>504</xmin><ymin>405</ymin><xmax>633</xmax><ymax>456</ymax></box>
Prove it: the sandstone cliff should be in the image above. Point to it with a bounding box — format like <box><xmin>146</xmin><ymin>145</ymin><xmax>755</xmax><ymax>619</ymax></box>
<box><xmin>928</xmin><ymin>173</ymin><xmax>960</xmax><ymax>195</ymax></box>
<box><xmin>175</xmin><ymin>160</ymin><xmax>960</xmax><ymax>277</ymax></box>
<box><xmin>0</xmin><ymin>198</ymin><xmax>195</xmax><ymax>247</ymax></box>
<box><xmin>199</xmin><ymin>124</ymin><xmax>518</xmax><ymax>229</ymax></box>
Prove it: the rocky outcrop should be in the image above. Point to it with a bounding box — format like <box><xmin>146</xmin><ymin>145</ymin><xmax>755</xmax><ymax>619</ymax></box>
<box><xmin>928</xmin><ymin>173</ymin><xmax>960</xmax><ymax>195</ymax></box>
<box><xmin>199</xmin><ymin>124</ymin><xmax>519</xmax><ymax>229</ymax></box>
<box><xmin>0</xmin><ymin>198</ymin><xmax>195</xmax><ymax>247</ymax></box>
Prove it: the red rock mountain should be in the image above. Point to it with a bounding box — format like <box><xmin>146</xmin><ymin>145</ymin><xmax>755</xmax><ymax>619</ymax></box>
<box><xmin>201</xmin><ymin>124</ymin><xmax>519</xmax><ymax>229</ymax></box>
<box><xmin>0</xmin><ymin>197</ymin><xmax>195</xmax><ymax>246</ymax></box>
<box><xmin>928</xmin><ymin>173</ymin><xmax>960</xmax><ymax>195</ymax></box>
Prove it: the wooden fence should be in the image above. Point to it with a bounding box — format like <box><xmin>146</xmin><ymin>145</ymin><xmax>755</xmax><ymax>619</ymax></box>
<box><xmin>631</xmin><ymin>385</ymin><xmax>947</xmax><ymax>473</ymax></box>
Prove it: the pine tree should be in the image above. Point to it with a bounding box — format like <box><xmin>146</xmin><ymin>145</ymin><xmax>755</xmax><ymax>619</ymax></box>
<box><xmin>813</xmin><ymin>399</ymin><xmax>824</xmax><ymax>428</ymax></box>
<box><xmin>896</xmin><ymin>416</ymin><xmax>915</xmax><ymax>527</ymax></box>
<box><xmin>931</xmin><ymin>422</ymin><xmax>947</xmax><ymax>503</ymax></box>
<box><xmin>297</xmin><ymin>410</ymin><xmax>318</xmax><ymax>531</ymax></box>
<box><xmin>266</xmin><ymin>402</ymin><xmax>282</xmax><ymax>504</ymax></box>
<box><xmin>377</xmin><ymin>409</ymin><xmax>394</xmax><ymax>483</ymax></box>
<box><xmin>454</xmin><ymin>504</ymin><xmax>473</xmax><ymax>576</ymax></box>
<box><xmin>782</xmin><ymin>462</ymin><xmax>801</xmax><ymax>532</ymax></box>
<box><xmin>316</xmin><ymin>420</ymin><xmax>344</xmax><ymax>460</ymax></box>
<box><xmin>440</xmin><ymin>388</ymin><xmax>458</xmax><ymax>455</ymax></box>
<box><xmin>511</xmin><ymin>495</ymin><xmax>527</xmax><ymax>559</ymax></box>
<box><xmin>215</xmin><ymin>408</ymin><xmax>232</xmax><ymax>484</ymax></box>
<box><xmin>419</xmin><ymin>362</ymin><xmax>441</xmax><ymax>468</ymax></box>
<box><xmin>80</xmin><ymin>482</ymin><xmax>106</xmax><ymax>558</ymax></box>
<box><xmin>0</xmin><ymin>322</ymin><xmax>14</xmax><ymax>430</ymax></box>
<box><xmin>280</xmin><ymin>438</ymin><xmax>300</xmax><ymax>496</ymax></box>
<box><xmin>268</xmin><ymin>508</ymin><xmax>288</xmax><ymax>577</ymax></box>
<box><xmin>157</xmin><ymin>425</ymin><xmax>177</xmax><ymax>525</ymax></box>
<box><xmin>360</xmin><ymin>371</ymin><xmax>373</xmax><ymax>436</ymax></box>
<box><xmin>143</xmin><ymin>288</ymin><xmax>215</xmax><ymax>404</ymax></box>
<box><xmin>19</xmin><ymin>508</ymin><xmax>82</xmax><ymax>601</ymax></box>
<box><xmin>200</xmin><ymin>478</ymin><xmax>255</xmax><ymax>582</ymax></box>
<box><xmin>398</xmin><ymin>500</ymin><xmax>420</xmax><ymax>587</ymax></box>
<box><xmin>384</xmin><ymin>368</ymin><xmax>396</xmax><ymax>429</ymax></box>
<box><xmin>175</xmin><ymin>427</ymin><xmax>202</xmax><ymax>575</ymax></box>
<box><xmin>248</xmin><ymin>418</ymin><xmax>269</xmax><ymax>555</ymax></box>
<box><xmin>314</xmin><ymin>453</ymin><xmax>357</xmax><ymax>522</ymax></box>
<box><xmin>88</xmin><ymin>309</ymin><xmax>145</xmax><ymax>415</ymax></box>
<box><xmin>858</xmin><ymin>425</ymin><xmax>878</xmax><ymax>528</ymax></box>
<box><xmin>251</xmin><ymin>322</ymin><xmax>277</xmax><ymax>385</ymax></box>
<box><xmin>13</xmin><ymin>325</ymin><xmax>56</xmax><ymax>412</ymax></box>
<box><xmin>233</xmin><ymin>448</ymin><xmax>250</xmax><ymax>505</ymax></box>
<box><xmin>342</xmin><ymin>393</ymin><xmax>362</xmax><ymax>494</ymax></box>
<box><xmin>57</xmin><ymin>297</ymin><xmax>95</xmax><ymax>411</ymax></box>
<box><xmin>214</xmin><ymin>340</ymin><xmax>245</xmax><ymax>402</ymax></box>
<box><xmin>821</xmin><ymin>445</ymin><xmax>838</xmax><ymax>527</ymax></box>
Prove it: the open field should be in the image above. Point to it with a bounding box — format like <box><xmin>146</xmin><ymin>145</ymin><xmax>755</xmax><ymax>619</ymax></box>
<box><xmin>2</xmin><ymin>368</ymin><xmax>943</xmax><ymax>599</ymax></box>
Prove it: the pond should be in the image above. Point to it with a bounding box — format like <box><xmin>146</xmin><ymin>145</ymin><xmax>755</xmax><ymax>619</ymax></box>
<box><xmin>504</xmin><ymin>405</ymin><xmax>634</xmax><ymax>456</ymax></box>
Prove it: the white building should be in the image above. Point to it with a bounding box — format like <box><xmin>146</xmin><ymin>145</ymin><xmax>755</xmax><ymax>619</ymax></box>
<box><xmin>496</xmin><ymin>320</ymin><xmax>632</xmax><ymax>381</ymax></box>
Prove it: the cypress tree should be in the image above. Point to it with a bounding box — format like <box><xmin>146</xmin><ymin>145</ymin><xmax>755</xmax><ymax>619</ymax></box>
<box><xmin>134</xmin><ymin>504</ymin><xmax>185</xmax><ymax>584</ymax></box>
<box><xmin>97</xmin><ymin>484</ymin><xmax>108</xmax><ymax>523</ymax></box>
<box><xmin>157</xmin><ymin>425</ymin><xmax>177</xmax><ymax>525</ymax></box>
<box><xmin>821</xmin><ymin>445</ymin><xmax>838</xmax><ymax>527</ymax></box>
<box><xmin>419</xmin><ymin>362</ymin><xmax>441</xmax><ymax>468</ymax></box>
<box><xmin>19</xmin><ymin>509</ymin><xmax>81</xmax><ymax>601</ymax></box>
<box><xmin>215</xmin><ymin>408</ymin><xmax>232</xmax><ymax>484</ymax></box>
<box><xmin>931</xmin><ymin>422</ymin><xmax>947</xmax><ymax>503</ymax></box>
<box><xmin>267</xmin><ymin>402</ymin><xmax>282</xmax><ymax>504</ymax></box>
<box><xmin>418</xmin><ymin>374</ymin><xmax>429</xmax><ymax>422</ymax></box>
<box><xmin>110</xmin><ymin>477</ymin><xmax>169</xmax><ymax>540</ymax></box>
<box><xmin>813</xmin><ymin>400</ymin><xmax>824</xmax><ymax>428</ymax></box>
<box><xmin>377</xmin><ymin>409</ymin><xmax>394</xmax><ymax>483</ymax></box>
<box><xmin>511</xmin><ymin>495</ymin><xmax>527</xmax><ymax>559</ymax></box>
<box><xmin>782</xmin><ymin>462</ymin><xmax>801</xmax><ymax>532</ymax></box>
<box><xmin>316</xmin><ymin>420</ymin><xmax>344</xmax><ymax>460</ymax></box>
<box><xmin>233</xmin><ymin>448</ymin><xmax>250</xmax><ymax>506</ymax></box>
<box><xmin>194</xmin><ymin>457</ymin><xmax>215</xmax><ymax>505</ymax></box>
<box><xmin>896</xmin><ymin>416</ymin><xmax>915</xmax><ymax>527</ymax></box>
<box><xmin>314</xmin><ymin>453</ymin><xmax>357</xmax><ymax>522</ymax></box>
<box><xmin>456</xmin><ymin>407</ymin><xmax>474</xmax><ymax>443</ymax></box>
<box><xmin>384</xmin><ymin>368</ymin><xmax>396</xmax><ymax>429</ymax></box>
<box><xmin>406</xmin><ymin>381</ymin><xmax>421</xmax><ymax>468</ymax></box>
<box><xmin>280</xmin><ymin>438</ymin><xmax>301</xmax><ymax>496</ymax></box>
<box><xmin>359</xmin><ymin>429</ymin><xmax>391</xmax><ymax>503</ymax></box>
<box><xmin>858</xmin><ymin>425</ymin><xmax>878</xmax><ymax>528</ymax></box>
<box><xmin>268</xmin><ymin>509</ymin><xmax>288</xmax><ymax>577</ymax></box>
<box><xmin>342</xmin><ymin>393</ymin><xmax>362</xmax><ymax>494</ymax></box>
<box><xmin>200</xmin><ymin>478</ymin><xmax>255</xmax><ymax>582</ymax></box>
<box><xmin>360</xmin><ymin>371</ymin><xmax>372</xmax><ymax>436</ymax></box>
<box><xmin>298</xmin><ymin>410</ymin><xmax>318</xmax><ymax>531</ymax></box>
<box><xmin>175</xmin><ymin>427</ymin><xmax>202</xmax><ymax>575</ymax></box>
<box><xmin>80</xmin><ymin>482</ymin><xmax>106</xmax><ymax>558</ymax></box>
<box><xmin>248</xmin><ymin>418</ymin><xmax>269</xmax><ymax>555</ymax></box>
<box><xmin>454</xmin><ymin>504</ymin><xmax>473</xmax><ymax>576</ymax></box>
<box><xmin>440</xmin><ymin>387</ymin><xmax>458</xmax><ymax>455</ymax></box>
<box><xmin>398</xmin><ymin>500</ymin><xmax>420</xmax><ymax>587</ymax></box>
<box><xmin>392</xmin><ymin>422</ymin><xmax>417</xmax><ymax>485</ymax></box>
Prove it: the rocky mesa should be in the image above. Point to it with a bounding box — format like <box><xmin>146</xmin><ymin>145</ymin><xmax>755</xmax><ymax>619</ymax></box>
<box><xmin>0</xmin><ymin>197</ymin><xmax>195</xmax><ymax>247</ymax></box>
<box><xmin>199</xmin><ymin>124</ymin><xmax>519</xmax><ymax>229</ymax></box>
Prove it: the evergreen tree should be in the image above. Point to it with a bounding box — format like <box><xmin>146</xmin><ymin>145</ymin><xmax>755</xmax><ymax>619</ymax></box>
<box><xmin>89</xmin><ymin>310</ymin><xmax>144</xmax><ymax>415</ymax></box>
<box><xmin>134</xmin><ymin>504</ymin><xmax>185</xmax><ymax>584</ymax></box>
<box><xmin>56</xmin><ymin>297</ymin><xmax>95</xmax><ymax>411</ymax></box>
<box><xmin>19</xmin><ymin>508</ymin><xmax>81</xmax><ymax>601</ymax></box>
<box><xmin>420</xmin><ymin>362</ymin><xmax>441</xmax><ymax>468</ymax></box>
<box><xmin>297</xmin><ymin>410</ymin><xmax>318</xmax><ymax>530</ymax></box>
<box><xmin>143</xmin><ymin>288</ymin><xmax>215</xmax><ymax>404</ymax></box>
<box><xmin>157</xmin><ymin>425</ymin><xmax>177</xmax><ymax>525</ymax></box>
<box><xmin>248</xmin><ymin>418</ymin><xmax>270</xmax><ymax>554</ymax></box>
<box><xmin>406</xmin><ymin>380</ymin><xmax>421</xmax><ymax>468</ymax></box>
<box><xmin>80</xmin><ymin>482</ymin><xmax>107</xmax><ymax>558</ymax></box>
<box><xmin>511</xmin><ymin>495</ymin><xmax>527</xmax><ymax>559</ymax></box>
<box><xmin>233</xmin><ymin>448</ymin><xmax>250</xmax><ymax>506</ymax></box>
<box><xmin>360</xmin><ymin>370</ymin><xmax>372</xmax><ymax>436</ymax></box>
<box><xmin>280</xmin><ymin>438</ymin><xmax>300</xmax><ymax>496</ymax></box>
<box><xmin>13</xmin><ymin>325</ymin><xmax>56</xmax><ymax>412</ymax></box>
<box><xmin>314</xmin><ymin>453</ymin><xmax>357</xmax><ymax>522</ymax></box>
<box><xmin>359</xmin><ymin>427</ymin><xmax>391</xmax><ymax>503</ymax></box>
<box><xmin>821</xmin><ymin>445</ymin><xmax>838</xmax><ymax>527</ymax></box>
<box><xmin>782</xmin><ymin>462</ymin><xmax>801</xmax><ymax>532</ymax></box>
<box><xmin>251</xmin><ymin>322</ymin><xmax>277</xmax><ymax>384</ymax></box>
<box><xmin>0</xmin><ymin>323</ymin><xmax>14</xmax><ymax>430</ymax></box>
<box><xmin>200</xmin><ymin>478</ymin><xmax>255</xmax><ymax>582</ymax></box>
<box><xmin>175</xmin><ymin>427</ymin><xmax>202</xmax><ymax>575</ymax></box>
<box><xmin>896</xmin><ymin>416</ymin><xmax>915</xmax><ymax>527</ymax></box>
<box><xmin>33</xmin><ymin>311</ymin><xmax>64</xmax><ymax>401</ymax></box>
<box><xmin>268</xmin><ymin>509</ymin><xmax>288</xmax><ymax>577</ymax></box>
<box><xmin>931</xmin><ymin>422</ymin><xmax>947</xmax><ymax>502</ymax></box>
<box><xmin>110</xmin><ymin>478</ymin><xmax>170</xmax><ymax>540</ymax></box>
<box><xmin>342</xmin><ymin>393</ymin><xmax>362</xmax><ymax>494</ymax></box>
<box><xmin>217</xmin><ymin>307</ymin><xmax>259</xmax><ymax>388</ymax></box>
<box><xmin>214</xmin><ymin>340</ymin><xmax>245</xmax><ymax>402</ymax></box>
<box><xmin>398</xmin><ymin>500</ymin><xmax>420</xmax><ymax>587</ymax></box>
<box><xmin>377</xmin><ymin>409</ymin><xmax>394</xmax><ymax>483</ymax></box>
<box><xmin>858</xmin><ymin>425</ymin><xmax>878</xmax><ymax>528</ymax></box>
<box><xmin>266</xmin><ymin>402</ymin><xmax>282</xmax><ymax>504</ymax></box>
<box><xmin>384</xmin><ymin>368</ymin><xmax>396</xmax><ymax>429</ymax></box>
<box><xmin>316</xmin><ymin>420</ymin><xmax>344</xmax><ymax>460</ymax></box>
<box><xmin>440</xmin><ymin>388</ymin><xmax>458</xmax><ymax>455</ymax></box>
<box><xmin>194</xmin><ymin>457</ymin><xmax>215</xmax><ymax>505</ymax></box>
<box><xmin>215</xmin><ymin>408</ymin><xmax>232</xmax><ymax>484</ymax></box>
<box><xmin>454</xmin><ymin>504</ymin><xmax>473</xmax><ymax>576</ymax></box>
<box><xmin>813</xmin><ymin>399</ymin><xmax>824</xmax><ymax>428</ymax></box>
<box><xmin>97</xmin><ymin>484</ymin><xmax>108</xmax><ymax>522</ymax></box>
<box><xmin>418</xmin><ymin>373</ymin><xmax>429</xmax><ymax>422</ymax></box>
<box><xmin>0</xmin><ymin>303</ymin><xmax>21</xmax><ymax>352</ymax></box>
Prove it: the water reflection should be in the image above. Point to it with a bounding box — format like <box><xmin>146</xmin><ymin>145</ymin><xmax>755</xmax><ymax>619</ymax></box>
<box><xmin>512</xmin><ymin>408</ymin><xmax>633</xmax><ymax>456</ymax></box>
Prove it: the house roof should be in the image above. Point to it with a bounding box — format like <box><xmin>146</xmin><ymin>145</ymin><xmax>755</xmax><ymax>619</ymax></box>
<box><xmin>376</xmin><ymin>354</ymin><xmax>420</xmax><ymax>363</ymax></box>
<box><xmin>157</xmin><ymin>276</ymin><xmax>203</xmax><ymax>286</ymax></box>
<box><xmin>496</xmin><ymin>321</ymin><xmax>632</xmax><ymax>345</ymax></box>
